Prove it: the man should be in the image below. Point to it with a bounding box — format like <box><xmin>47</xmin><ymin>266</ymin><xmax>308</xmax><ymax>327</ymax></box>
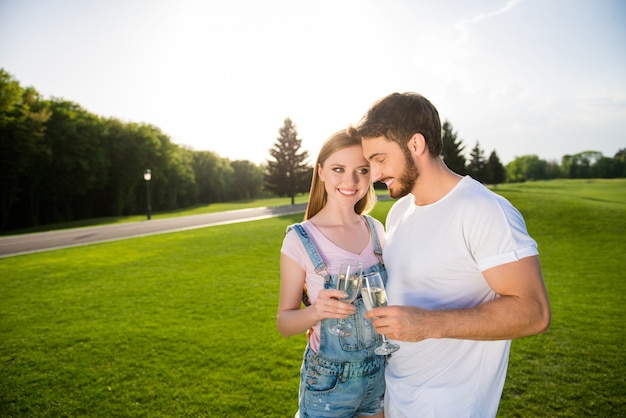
<box><xmin>354</xmin><ymin>92</ymin><xmax>551</xmax><ymax>417</ymax></box>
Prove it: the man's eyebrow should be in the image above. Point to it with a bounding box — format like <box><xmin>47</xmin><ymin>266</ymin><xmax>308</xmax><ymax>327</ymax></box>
<box><xmin>366</xmin><ymin>152</ymin><xmax>386</xmax><ymax>161</ymax></box>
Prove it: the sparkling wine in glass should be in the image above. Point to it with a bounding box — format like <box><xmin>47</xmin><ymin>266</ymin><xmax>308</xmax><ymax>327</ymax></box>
<box><xmin>328</xmin><ymin>259</ymin><xmax>362</xmax><ymax>337</ymax></box>
<box><xmin>361</xmin><ymin>271</ymin><xmax>400</xmax><ymax>355</ymax></box>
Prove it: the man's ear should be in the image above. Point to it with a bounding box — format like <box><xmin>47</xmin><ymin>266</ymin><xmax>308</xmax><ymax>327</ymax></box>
<box><xmin>409</xmin><ymin>133</ymin><xmax>426</xmax><ymax>155</ymax></box>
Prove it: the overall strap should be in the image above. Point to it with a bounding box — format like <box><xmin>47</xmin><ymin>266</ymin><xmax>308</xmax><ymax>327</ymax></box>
<box><xmin>287</xmin><ymin>223</ymin><xmax>330</xmax><ymax>281</ymax></box>
<box><xmin>364</xmin><ymin>215</ymin><xmax>384</xmax><ymax>264</ymax></box>
<box><xmin>286</xmin><ymin>224</ymin><xmax>332</xmax><ymax>310</ymax></box>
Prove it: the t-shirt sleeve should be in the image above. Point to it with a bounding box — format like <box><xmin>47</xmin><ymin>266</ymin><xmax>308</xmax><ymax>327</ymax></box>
<box><xmin>281</xmin><ymin>228</ymin><xmax>307</xmax><ymax>269</ymax></box>
<box><xmin>473</xmin><ymin>196</ymin><xmax>538</xmax><ymax>272</ymax></box>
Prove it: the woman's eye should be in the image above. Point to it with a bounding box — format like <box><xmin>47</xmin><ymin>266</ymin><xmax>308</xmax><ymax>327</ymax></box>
<box><xmin>357</xmin><ymin>168</ymin><xmax>370</xmax><ymax>175</ymax></box>
<box><xmin>332</xmin><ymin>167</ymin><xmax>344</xmax><ymax>173</ymax></box>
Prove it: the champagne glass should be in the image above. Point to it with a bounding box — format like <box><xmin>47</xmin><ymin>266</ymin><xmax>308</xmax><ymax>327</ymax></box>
<box><xmin>361</xmin><ymin>271</ymin><xmax>400</xmax><ymax>355</ymax></box>
<box><xmin>328</xmin><ymin>259</ymin><xmax>363</xmax><ymax>337</ymax></box>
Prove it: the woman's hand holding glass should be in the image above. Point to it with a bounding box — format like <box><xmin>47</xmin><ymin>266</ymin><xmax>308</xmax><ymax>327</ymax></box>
<box><xmin>328</xmin><ymin>259</ymin><xmax>362</xmax><ymax>337</ymax></box>
<box><xmin>314</xmin><ymin>288</ymin><xmax>357</xmax><ymax>321</ymax></box>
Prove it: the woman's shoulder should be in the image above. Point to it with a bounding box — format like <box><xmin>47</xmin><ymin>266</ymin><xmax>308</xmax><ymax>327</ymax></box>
<box><xmin>285</xmin><ymin>219</ymin><xmax>313</xmax><ymax>233</ymax></box>
<box><xmin>282</xmin><ymin>221</ymin><xmax>310</xmax><ymax>247</ymax></box>
<box><xmin>284</xmin><ymin>220</ymin><xmax>323</xmax><ymax>247</ymax></box>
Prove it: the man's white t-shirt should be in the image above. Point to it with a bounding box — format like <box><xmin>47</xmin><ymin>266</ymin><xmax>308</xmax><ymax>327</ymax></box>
<box><xmin>384</xmin><ymin>176</ymin><xmax>538</xmax><ymax>418</ymax></box>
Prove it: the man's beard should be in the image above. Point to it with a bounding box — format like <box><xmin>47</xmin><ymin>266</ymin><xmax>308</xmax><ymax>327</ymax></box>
<box><xmin>390</xmin><ymin>149</ymin><xmax>419</xmax><ymax>199</ymax></box>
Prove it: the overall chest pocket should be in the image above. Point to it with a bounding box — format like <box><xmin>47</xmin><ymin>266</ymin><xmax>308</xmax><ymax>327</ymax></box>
<box><xmin>335</xmin><ymin>299</ymin><xmax>381</xmax><ymax>351</ymax></box>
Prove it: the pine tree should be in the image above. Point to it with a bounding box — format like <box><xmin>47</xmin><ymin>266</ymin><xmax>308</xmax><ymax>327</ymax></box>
<box><xmin>467</xmin><ymin>141</ymin><xmax>487</xmax><ymax>182</ymax></box>
<box><xmin>484</xmin><ymin>150</ymin><xmax>506</xmax><ymax>185</ymax></box>
<box><xmin>441</xmin><ymin>120</ymin><xmax>466</xmax><ymax>175</ymax></box>
<box><xmin>264</xmin><ymin>118</ymin><xmax>311</xmax><ymax>204</ymax></box>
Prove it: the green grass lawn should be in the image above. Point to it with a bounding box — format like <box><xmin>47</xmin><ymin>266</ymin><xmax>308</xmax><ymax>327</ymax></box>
<box><xmin>1</xmin><ymin>179</ymin><xmax>624</xmax><ymax>416</ymax></box>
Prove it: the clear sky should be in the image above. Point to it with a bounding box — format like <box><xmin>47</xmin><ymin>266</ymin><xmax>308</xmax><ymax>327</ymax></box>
<box><xmin>1</xmin><ymin>0</ymin><xmax>624</xmax><ymax>165</ymax></box>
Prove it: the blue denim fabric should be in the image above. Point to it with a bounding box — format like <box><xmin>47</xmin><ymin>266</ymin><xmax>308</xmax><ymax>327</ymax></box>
<box><xmin>299</xmin><ymin>344</ymin><xmax>385</xmax><ymax>417</ymax></box>
<box><xmin>290</xmin><ymin>216</ymin><xmax>387</xmax><ymax>418</ymax></box>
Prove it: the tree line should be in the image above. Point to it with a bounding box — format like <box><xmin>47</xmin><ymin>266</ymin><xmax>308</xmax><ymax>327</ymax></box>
<box><xmin>0</xmin><ymin>69</ymin><xmax>266</xmax><ymax>231</ymax></box>
<box><xmin>1</xmin><ymin>68</ymin><xmax>623</xmax><ymax>232</ymax></box>
<box><xmin>440</xmin><ymin>121</ymin><xmax>625</xmax><ymax>184</ymax></box>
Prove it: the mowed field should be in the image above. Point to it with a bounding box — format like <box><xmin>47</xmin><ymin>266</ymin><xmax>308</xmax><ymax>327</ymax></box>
<box><xmin>1</xmin><ymin>179</ymin><xmax>624</xmax><ymax>417</ymax></box>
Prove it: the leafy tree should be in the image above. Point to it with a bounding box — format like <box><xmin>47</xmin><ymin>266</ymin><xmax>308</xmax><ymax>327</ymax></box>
<box><xmin>614</xmin><ymin>148</ymin><xmax>626</xmax><ymax>177</ymax></box>
<box><xmin>101</xmin><ymin>120</ymin><xmax>165</xmax><ymax>216</ymax></box>
<box><xmin>193</xmin><ymin>151</ymin><xmax>234</xmax><ymax>204</ymax></box>
<box><xmin>40</xmin><ymin>99</ymin><xmax>108</xmax><ymax>222</ymax></box>
<box><xmin>231</xmin><ymin>160</ymin><xmax>264</xmax><ymax>200</ymax></box>
<box><xmin>264</xmin><ymin>118</ymin><xmax>310</xmax><ymax>204</ymax></box>
<box><xmin>562</xmin><ymin>151</ymin><xmax>602</xmax><ymax>178</ymax></box>
<box><xmin>506</xmin><ymin>157</ymin><xmax>525</xmax><ymax>182</ymax></box>
<box><xmin>525</xmin><ymin>155</ymin><xmax>548</xmax><ymax>180</ymax></box>
<box><xmin>592</xmin><ymin>157</ymin><xmax>621</xmax><ymax>178</ymax></box>
<box><xmin>506</xmin><ymin>155</ymin><xmax>548</xmax><ymax>182</ymax></box>
<box><xmin>484</xmin><ymin>150</ymin><xmax>506</xmax><ymax>185</ymax></box>
<box><xmin>441</xmin><ymin>120</ymin><xmax>466</xmax><ymax>175</ymax></box>
<box><xmin>159</xmin><ymin>144</ymin><xmax>197</xmax><ymax>209</ymax></box>
<box><xmin>0</xmin><ymin>70</ymin><xmax>51</xmax><ymax>229</ymax></box>
<box><xmin>467</xmin><ymin>141</ymin><xmax>487</xmax><ymax>182</ymax></box>
<box><xmin>545</xmin><ymin>160</ymin><xmax>564</xmax><ymax>179</ymax></box>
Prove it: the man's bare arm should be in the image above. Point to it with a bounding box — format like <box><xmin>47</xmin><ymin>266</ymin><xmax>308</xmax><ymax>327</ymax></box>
<box><xmin>366</xmin><ymin>256</ymin><xmax>551</xmax><ymax>342</ymax></box>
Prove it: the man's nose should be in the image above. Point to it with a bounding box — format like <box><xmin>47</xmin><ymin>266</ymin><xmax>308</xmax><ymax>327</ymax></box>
<box><xmin>369</xmin><ymin>165</ymin><xmax>381</xmax><ymax>183</ymax></box>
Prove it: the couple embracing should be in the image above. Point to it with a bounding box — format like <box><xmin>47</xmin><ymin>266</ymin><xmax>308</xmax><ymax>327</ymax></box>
<box><xmin>277</xmin><ymin>92</ymin><xmax>551</xmax><ymax>418</ymax></box>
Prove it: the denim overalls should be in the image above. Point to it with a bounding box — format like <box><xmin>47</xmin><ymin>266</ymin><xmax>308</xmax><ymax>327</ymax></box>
<box><xmin>288</xmin><ymin>215</ymin><xmax>388</xmax><ymax>418</ymax></box>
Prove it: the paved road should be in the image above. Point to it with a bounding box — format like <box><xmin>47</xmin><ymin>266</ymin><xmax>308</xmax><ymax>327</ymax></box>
<box><xmin>0</xmin><ymin>204</ymin><xmax>307</xmax><ymax>258</ymax></box>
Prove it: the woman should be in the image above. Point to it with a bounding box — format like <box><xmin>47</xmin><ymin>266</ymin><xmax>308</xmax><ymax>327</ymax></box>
<box><xmin>277</xmin><ymin>128</ymin><xmax>387</xmax><ymax>418</ymax></box>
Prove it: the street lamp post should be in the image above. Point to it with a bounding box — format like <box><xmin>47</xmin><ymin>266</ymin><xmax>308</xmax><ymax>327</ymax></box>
<box><xmin>143</xmin><ymin>169</ymin><xmax>152</xmax><ymax>220</ymax></box>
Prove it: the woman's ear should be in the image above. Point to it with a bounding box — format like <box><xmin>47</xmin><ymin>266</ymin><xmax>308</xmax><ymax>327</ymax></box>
<box><xmin>317</xmin><ymin>163</ymin><xmax>324</xmax><ymax>181</ymax></box>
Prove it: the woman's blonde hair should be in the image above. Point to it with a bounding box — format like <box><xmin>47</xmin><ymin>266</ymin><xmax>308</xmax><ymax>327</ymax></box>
<box><xmin>304</xmin><ymin>128</ymin><xmax>377</xmax><ymax>220</ymax></box>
